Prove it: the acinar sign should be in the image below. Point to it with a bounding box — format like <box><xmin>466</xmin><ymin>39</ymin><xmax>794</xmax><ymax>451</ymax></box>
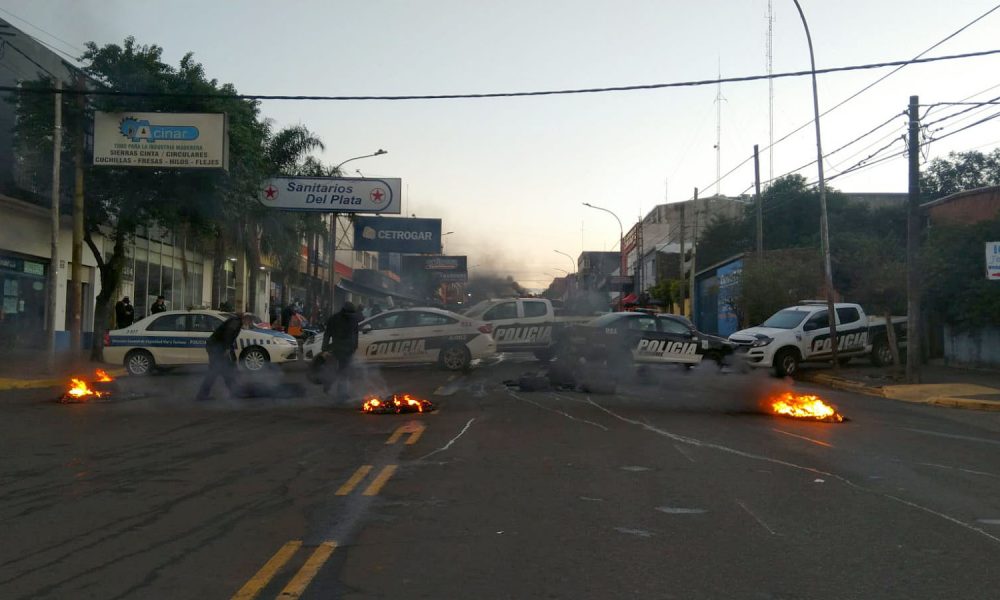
<box><xmin>259</xmin><ymin>177</ymin><xmax>402</xmax><ymax>214</ymax></box>
<box><xmin>93</xmin><ymin>112</ymin><xmax>228</xmax><ymax>169</ymax></box>
<box><xmin>988</xmin><ymin>241</ymin><xmax>1000</xmax><ymax>280</ymax></box>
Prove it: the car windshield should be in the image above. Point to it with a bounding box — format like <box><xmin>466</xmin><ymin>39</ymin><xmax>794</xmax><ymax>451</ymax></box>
<box><xmin>761</xmin><ymin>309</ymin><xmax>810</xmax><ymax>329</ymax></box>
<box><xmin>461</xmin><ymin>300</ymin><xmax>493</xmax><ymax>318</ymax></box>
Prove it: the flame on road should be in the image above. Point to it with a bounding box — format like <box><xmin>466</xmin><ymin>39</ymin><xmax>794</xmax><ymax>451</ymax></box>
<box><xmin>66</xmin><ymin>378</ymin><xmax>104</xmax><ymax>400</ymax></box>
<box><xmin>363</xmin><ymin>393</ymin><xmax>434</xmax><ymax>414</ymax></box>
<box><xmin>95</xmin><ymin>369</ymin><xmax>114</xmax><ymax>382</ymax></box>
<box><xmin>770</xmin><ymin>392</ymin><xmax>844</xmax><ymax>422</ymax></box>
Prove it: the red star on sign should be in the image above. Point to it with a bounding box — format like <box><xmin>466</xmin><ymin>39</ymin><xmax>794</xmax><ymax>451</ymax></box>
<box><xmin>370</xmin><ymin>188</ymin><xmax>385</xmax><ymax>203</ymax></box>
<box><xmin>263</xmin><ymin>185</ymin><xmax>278</xmax><ymax>200</ymax></box>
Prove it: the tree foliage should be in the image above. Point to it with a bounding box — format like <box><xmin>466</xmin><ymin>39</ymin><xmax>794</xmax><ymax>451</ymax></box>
<box><xmin>921</xmin><ymin>149</ymin><xmax>1000</xmax><ymax>201</ymax></box>
<box><xmin>922</xmin><ymin>216</ymin><xmax>1000</xmax><ymax>330</ymax></box>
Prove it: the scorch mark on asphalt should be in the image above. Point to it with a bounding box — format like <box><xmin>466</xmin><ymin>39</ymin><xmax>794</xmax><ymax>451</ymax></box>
<box><xmin>585</xmin><ymin>396</ymin><xmax>1000</xmax><ymax>546</ymax></box>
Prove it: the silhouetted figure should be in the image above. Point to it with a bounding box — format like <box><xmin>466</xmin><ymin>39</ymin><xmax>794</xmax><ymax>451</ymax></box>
<box><xmin>196</xmin><ymin>315</ymin><xmax>242</xmax><ymax>401</ymax></box>
<box><xmin>150</xmin><ymin>295</ymin><xmax>167</xmax><ymax>314</ymax></box>
<box><xmin>115</xmin><ymin>296</ymin><xmax>135</xmax><ymax>328</ymax></box>
<box><xmin>322</xmin><ymin>302</ymin><xmax>360</xmax><ymax>399</ymax></box>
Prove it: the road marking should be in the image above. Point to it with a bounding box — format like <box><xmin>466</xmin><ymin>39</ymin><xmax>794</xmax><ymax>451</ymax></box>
<box><xmin>737</xmin><ymin>500</ymin><xmax>777</xmax><ymax>535</ymax></box>
<box><xmin>620</xmin><ymin>465</ymin><xmax>651</xmax><ymax>472</ymax></box>
<box><xmin>335</xmin><ymin>465</ymin><xmax>373</xmax><ymax>496</ymax></box>
<box><xmin>278</xmin><ymin>541</ymin><xmax>337</xmax><ymax>599</ymax></box>
<box><xmin>614</xmin><ymin>527</ymin><xmax>655</xmax><ymax>538</ymax></box>
<box><xmin>656</xmin><ymin>506</ymin><xmax>707</xmax><ymax>514</ymax></box>
<box><xmin>230</xmin><ymin>540</ymin><xmax>302</xmax><ymax>600</ymax></box>
<box><xmin>508</xmin><ymin>391</ymin><xmax>609</xmax><ymax>431</ymax></box>
<box><xmin>977</xmin><ymin>519</ymin><xmax>1000</xmax><ymax>525</ymax></box>
<box><xmin>418</xmin><ymin>417</ymin><xmax>476</xmax><ymax>460</ymax></box>
<box><xmin>362</xmin><ymin>465</ymin><xmax>398</xmax><ymax>496</ymax></box>
<box><xmin>386</xmin><ymin>422</ymin><xmax>426</xmax><ymax>445</ymax></box>
<box><xmin>771</xmin><ymin>428</ymin><xmax>834</xmax><ymax>448</ymax></box>
<box><xmin>673</xmin><ymin>443</ymin><xmax>696</xmax><ymax>463</ymax></box>
<box><xmin>901</xmin><ymin>427</ymin><xmax>1000</xmax><ymax>447</ymax></box>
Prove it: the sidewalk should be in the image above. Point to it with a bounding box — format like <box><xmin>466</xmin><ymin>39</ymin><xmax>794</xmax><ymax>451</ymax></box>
<box><xmin>0</xmin><ymin>350</ymin><xmax>124</xmax><ymax>391</ymax></box>
<box><xmin>798</xmin><ymin>361</ymin><xmax>1000</xmax><ymax>411</ymax></box>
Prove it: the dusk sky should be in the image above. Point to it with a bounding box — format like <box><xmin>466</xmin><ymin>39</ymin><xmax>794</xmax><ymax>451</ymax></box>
<box><xmin>2</xmin><ymin>0</ymin><xmax>999</xmax><ymax>287</ymax></box>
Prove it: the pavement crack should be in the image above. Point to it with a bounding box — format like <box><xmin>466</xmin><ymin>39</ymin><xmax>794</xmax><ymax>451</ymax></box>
<box><xmin>418</xmin><ymin>418</ymin><xmax>476</xmax><ymax>460</ymax></box>
<box><xmin>508</xmin><ymin>391</ymin><xmax>609</xmax><ymax>431</ymax></box>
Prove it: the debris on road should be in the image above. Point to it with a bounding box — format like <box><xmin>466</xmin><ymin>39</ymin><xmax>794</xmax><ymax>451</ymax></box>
<box><xmin>59</xmin><ymin>370</ymin><xmax>118</xmax><ymax>403</ymax></box>
<box><xmin>768</xmin><ymin>392</ymin><xmax>845</xmax><ymax>423</ymax></box>
<box><xmin>363</xmin><ymin>393</ymin><xmax>435</xmax><ymax>414</ymax></box>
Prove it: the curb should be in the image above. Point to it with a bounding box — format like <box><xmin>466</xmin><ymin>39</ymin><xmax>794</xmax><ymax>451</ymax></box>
<box><xmin>800</xmin><ymin>372</ymin><xmax>1000</xmax><ymax>412</ymax></box>
<box><xmin>0</xmin><ymin>367</ymin><xmax>127</xmax><ymax>392</ymax></box>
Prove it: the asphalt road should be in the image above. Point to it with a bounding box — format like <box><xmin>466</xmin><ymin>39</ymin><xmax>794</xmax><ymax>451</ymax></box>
<box><xmin>2</xmin><ymin>356</ymin><xmax>1000</xmax><ymax>599</ymax></box>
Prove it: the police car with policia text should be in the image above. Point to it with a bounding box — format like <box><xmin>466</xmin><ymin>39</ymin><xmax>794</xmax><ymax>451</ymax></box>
<box><xmin>303</xmin><ymin>307</ymin><xmax>496</xmax><ymax>370</ymax></box>
<box><xmin>103</xmin><ymin>310</ymin><xmax>300</xmax><ymax>376</ymax></box>
<box><xmin>557</xmin><ymin>311</ymin><xmax>736</xmax><ymax>370</ymax></box>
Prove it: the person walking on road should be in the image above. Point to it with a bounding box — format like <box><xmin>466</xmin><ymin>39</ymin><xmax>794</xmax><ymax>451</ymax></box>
<box><xmin>115</xmin><ymin>296</ymin><xmax>135</xmax><ymax>328</ymax></box>
<box><xmin>322</xmin><ymin>302</ymin><xmax>360</xmax><ymax>400</ymax></box>
<box><xmin>150</xmin><ymin>295</ymin><xmax>167</xmax><ymax>314</ymax></box>
<box><xmin>195</xmin><ymin>314</ymin><xmax>243</xmax><ymax>401</ymax></box>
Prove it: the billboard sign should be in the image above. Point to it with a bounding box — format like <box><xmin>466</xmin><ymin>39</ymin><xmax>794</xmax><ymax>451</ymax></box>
<box><xmin>260</xmin><ymin>177</ymin><xmax>401</xmax><ymax>214</ymax></box>
<box><xmin>353</xmin><ymin>217</ymin><xmax>441</xmax><ymax>253</ymax></box>
<box><xmin>402</xmin><ymin>255</ymin><xmax>468</xmax><ymax>283</ymax></box>
<box><xmin>988</xmin><ymin>242</ymin><xmax>1000</xmax><ymax>280</ymax></box>
<box><xmin>93</xmin><ymin>111</ymin><xmax>228</xmax><ymax>169</ymax></box>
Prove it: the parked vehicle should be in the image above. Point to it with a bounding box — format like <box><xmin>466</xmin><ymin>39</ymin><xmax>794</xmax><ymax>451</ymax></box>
<box><xmin>728</xmin><ymin>301</ymin><xmax>907</xmax><ymax>376</ymax></box>
<box><xmin>462</xmin><ymin>298</ymin><xmax>593</xmax><ymax>361</ymax></box>
<box><xmin>303</xmin><ymin>307</ymin><xmax>496</xmax><ymax>371</ymax></box>
<box><xmin>103</xmin><ymin>310</ymin><xmax>300</xmax><ymax>376</ymax></box>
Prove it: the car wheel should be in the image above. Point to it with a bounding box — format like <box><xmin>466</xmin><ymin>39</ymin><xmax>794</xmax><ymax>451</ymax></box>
<box><xmin>440</xmin><ymin>344</ymin><xmax>471</xmax><ymax>371</ymax></box>
<box><xmin>871</xmin><ymin>338</ymin><xmax>893</xmax><ymax>367</ymax></box>
<box><xmin>124</xmin><ymin>349</ymin><xmax>155</xmax><ymax>376</ymax></box>
<box><xmin>773</xmin><ymin>348</ymin><xmax>799</xmax><ymax>377</ymax></box>
<box><xmin>240</xmin><ymin>346</ymin><xmax>270</xmax><ymax>371</ymax></box>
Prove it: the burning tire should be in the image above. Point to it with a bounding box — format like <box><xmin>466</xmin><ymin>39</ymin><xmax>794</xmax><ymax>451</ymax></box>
<box><xmin>124</xmin><ymin>349</ymin><xmax>155</xmax><ymax>376</ymax></box>
<box><xmin>240</xmin><ymin>346</ymin><xmax>270</xmax><ymax>371</ymax></box>
<box><xmin>440</xmin><ymin>343</ymin><xmax>471</xmax><ymax>371</ymax></box>
<box><xmin>773</xmin><ymin>348</ymin><xmax>799</xmax><ymax>377</ymax></box>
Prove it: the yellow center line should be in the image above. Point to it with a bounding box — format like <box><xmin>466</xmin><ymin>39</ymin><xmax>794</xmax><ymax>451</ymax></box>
<box><xmin>230</xmin><ymin>540</ymin><xmax>302</xmax><ymax>600</ymax></box>
<box><xmin>362</xmin><ymin>465</ymin><xmax>398</xmax><ymax>496</ymax></box>
<box><xmin>335</xmin><ymin>465</ymin><xmax>373</xmax><ymax>496</ymax></box>
<box><xmin>406</xmin><ymin>427</ymin><xmax>424</xmax><ymax>445</ymax></box>
<box><xmin>278</xmin><ymin>541</ymin><xmax>337</xmax><ymax>599</ymax></box>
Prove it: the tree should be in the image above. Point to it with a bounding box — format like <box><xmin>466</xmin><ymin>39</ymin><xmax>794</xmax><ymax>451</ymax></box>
<box><xmin>922</xmin><ymin>216</ymin><xmax>1000</xmax><ymax>331</ymax></box>
<box><xmin>737</xmin><ymin>249</ymin><xmax>824</xmax><ymax>326</ymax></box>
<box><xmin>921</xmin><ymin>149</ymin><xmax>1000</xmax><ymax>201</ymax></box>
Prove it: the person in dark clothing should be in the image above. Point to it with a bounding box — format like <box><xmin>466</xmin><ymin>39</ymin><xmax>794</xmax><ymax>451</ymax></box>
<box><xmin>114</xmin><ymin>296</ymin><xmax>135</xmax><ymax>328</ymax></box>
<box><xmin>195</xmin><ymin>315</ymin><xmax>243</xmax><ymax>401</ymax></box>
<box><xmin>150</xmin><ymin>295</ymin><xmax>167</xmax><ymax>314</ymax></box>
<box><xmin>321</xmin><ymin>302</ymin><xmax>360</xmax><ymax>398</ymax></box>
<box><xmin>281</xmin><ymin>303</ymin><xmax>294</xmax><ymax>331</ymax></box>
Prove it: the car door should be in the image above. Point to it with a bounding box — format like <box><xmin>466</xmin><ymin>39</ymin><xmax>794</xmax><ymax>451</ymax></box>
<box><xmin>185</xmin><ymin>313</ymin><xmax>225</xmax><ymax>363</ymax></box>
<box><xmin>834</xmin><ymin>306</ymin><xmax>868</xmax><ymax>354</ymax></box>
<box><xmin>142</xmin><ymin>313</ymin><xmax>192</xmax><ymax>365</ymax></box>
<box><xmin>482</xmin><ymin>301</ymin><xmax>520</xmax><ymax>350</ymax></box>
<box><xmin>624</xmin><ymin>314</ymin><xmax>663</xmax><ymax>364</ymax></box>
<box><xmin>360</xmin><ymin>311</ymin><xmax>413</xmax><ymax>363</ymax></box>
<box><xmin>657</xmin><ymin>317</ymin><xmax>703</xmax><ymax>364</ymax></box>
<box><xmin>409</xmin><ymin>310</ymin><xmax>461</xmax><ymax>362</ymax></box>
<box><xmin>801</xmin><ymin>310</ymin><xmax>832</xmax><ymax>359</ymax></box>
<box><xmin>513</xmin><ymin>299</ymin><xmax>554</xmax><ymax>349</ymax></box>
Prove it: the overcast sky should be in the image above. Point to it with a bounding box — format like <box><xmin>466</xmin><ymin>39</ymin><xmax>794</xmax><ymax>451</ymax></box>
<box><xmin>2</xmin><ymin>0</ymin><xmax>999</xmax><ymax>287</ymax></box>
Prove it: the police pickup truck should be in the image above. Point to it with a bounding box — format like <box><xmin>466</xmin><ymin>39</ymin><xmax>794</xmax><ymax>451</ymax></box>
<box><xmin>462</xmin><ymin>298</ymin><xmax>592</xmax><ymax>361</ymax></box>
<box><xmin>728</xmin><ymin>301</ymin><xmax>907</xmax><ymax>377</ymax></box>
<box><xmin>557</xmin><ymin>311</ymin><xmax>735</xmax><ymax>371</ymax></box>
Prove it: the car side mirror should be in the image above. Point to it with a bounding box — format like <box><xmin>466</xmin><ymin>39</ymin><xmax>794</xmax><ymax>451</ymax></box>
<box><xmin>361</xmin><ymin>324</ymin><xmax>373</xmax><ymax>334</ymax></box>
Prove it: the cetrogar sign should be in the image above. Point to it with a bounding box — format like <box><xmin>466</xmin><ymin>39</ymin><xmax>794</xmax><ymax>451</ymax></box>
<box><xmin>354</xmin><ymin>217</ymin><xmax>441</xmax><ymax>253</ymax></box>
<box><xmin>260</xmin><ymin>177</ymin><xmax>402</xmax><ymax>214</ymax></box>
<box><xmin>93</xmin><ymin>112</ymin><xmax>228</xmax><ymax>169</ymax></box>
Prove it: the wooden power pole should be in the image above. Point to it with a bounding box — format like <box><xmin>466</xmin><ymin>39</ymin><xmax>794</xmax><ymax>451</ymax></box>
<box><xmin>906</xmin><ymin>95</ymin><xmax>922</xmax><ymax>383</ymax></box>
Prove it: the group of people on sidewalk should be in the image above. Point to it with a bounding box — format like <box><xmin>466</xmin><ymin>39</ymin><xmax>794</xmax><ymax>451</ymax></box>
<box><xmin>196</xmin><ymin>301</ymin><xmax>363</xmax><ymax>402</ymax></box>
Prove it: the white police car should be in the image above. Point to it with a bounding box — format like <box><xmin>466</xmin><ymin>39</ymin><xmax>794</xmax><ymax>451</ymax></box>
<box><xmin>103</xmin><ymin>310</ymin><xmax>300</xmax><ymax>376</ymax></box>
<box><xmin>303</xmin><ymin>307</ymin><xmax>496</xmax><ymax>370</ymax></box>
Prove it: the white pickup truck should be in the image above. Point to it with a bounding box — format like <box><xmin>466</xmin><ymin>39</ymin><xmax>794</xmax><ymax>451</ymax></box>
<box><xmin>462</xmin><ymin>298</ymin><xmax>592</xmax><ymax>361</ymax></box>
<box><xmin>728</xmin><ymin>301</ymin><xmax>906</xmax><ymax>377</ymax></box>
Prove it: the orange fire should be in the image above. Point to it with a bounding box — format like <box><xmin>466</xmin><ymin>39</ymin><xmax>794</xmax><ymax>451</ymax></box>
<box><xmin>94</xmin><ymin>369</ymin><xmax>113</xmax><ymax>382</ymax></box>
<box><xmin>393</xmin><ymin>393</ymin><xmax>427</xmax><ymax>413</ymax></box>
<box><xmin>770</xmin><ymin>392</ymin><xmax>844</xmax><ymax>422</ymax></box>
<box><xmin>362</xmin><ymin>393</ymin><xmax>434</xmax><ymax>414</ymax></box>
<box><xmin>66</xmin><ymin>378</ymin><xmax>104</xmax><ymax>400</ymax></box>
<box><xmin>362</xmin><ymin>395</ymin><xmax>383</xmax><ymax>413</ymax></box>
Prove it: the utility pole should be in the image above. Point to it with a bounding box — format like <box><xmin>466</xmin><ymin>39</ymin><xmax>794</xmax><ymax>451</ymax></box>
<box><xmin>69</xmin><ymin>75</ymin><xmax>84</xmax><ymax>356</ymax></box>
<box><xmin>689</xmin><ymin>188</ymin><xmax>698</xmax><ymax>322</ymax></box>
<box><xmin>329</xmin><ymin>214</ymin><xmax>338</xmax><ymax>312</ymax></box>
<box><xmin>754</xmin><ymin>144</ymin><xmax>763</xmax><ymax>257</ymax></box>
<box><xmin>906</xmin><ymin>95</ymin><xmax>922</xmax><ymax>383</ymax></box>
<box><xmin>678</xmin><ymin>200</ymin><xmax>685</xmax><ymax>315</ymax></box>
<box><xmin>47</xmin><ymin>79</ymin><xmax>62</xmax><ymax>370</ymax></box>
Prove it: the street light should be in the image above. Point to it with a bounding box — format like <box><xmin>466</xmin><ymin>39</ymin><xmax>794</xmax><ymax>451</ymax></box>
<box><xmin>791</xmin><ymin>0</ymin><xmax>839</xmax><ymax>369</ymax></box>
<box><xmin>582</xmin><ymin>202</ymin><xmax>625</xmax><ymax>310</ymax></box>
<box><xmin>440</xmin><ymin>231</ymin><xmax>454</xmax><ymax>253</ymax></box>
<box><xmin>553</xmin><ymin>249</ymin><xmax>576</xmax><ymax>273</ymax></box>
<box><xmin>327</xmin><ymin>149</ymin><xmax>388</xmax><ymax>311</ymax></box>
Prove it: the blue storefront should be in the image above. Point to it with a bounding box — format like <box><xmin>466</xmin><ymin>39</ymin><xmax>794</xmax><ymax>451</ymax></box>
<box><xmin>694</xmin><ymin>254</ymin><xmax>743</xmax><ymax>337</ymax></box>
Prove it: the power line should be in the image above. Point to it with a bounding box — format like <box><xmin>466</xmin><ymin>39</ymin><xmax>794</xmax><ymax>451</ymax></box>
<box><xmin>0</xmin><ymin>7</ymin><xmax>85</xmax><ymax>57</ymax></box>
<box><xmin>1</xmin><ymin>48</ymin><xmax>999</xmax><ymax>101</ymax></box>
<box><xmin>924</xmin><ymin>93</ymin><xmax>1000</xmax><ymax>128</ymax></box>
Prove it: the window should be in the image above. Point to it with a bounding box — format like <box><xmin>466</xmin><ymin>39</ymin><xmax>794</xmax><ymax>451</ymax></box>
<box><xmin>762</xmin><ymin>309</ymin><xmax>810</xmax><ymax>329</ymax></box>
<box><xmin>368</xmin><ymin>312</ymin><xmax>409</xmax><ymax>330</ymax></box>
<box><xmin>804</xmin><ymin>311</ymin><xmax>829</xmax><ymax>331</ymax></box>
<box><xmin>147</xmin><ymin>314</ymin><xmax>187</xmax><ymax>332</ymax></box>
<box><xmin>836</xmin><ymin>307</ymin><xmax>861</xmax><ymax>325</ymax></box>
<box><xmin>413</xmin><ymin>312</ymin><xmax>455</xmax><ymax>327</ymax></box>
<box><xmin>659</xmin><ymin>317</ymin><xmax>691</xmax><ymax>335</ymax></box>
<box><xmin>188</xmin><ymin>314</ymin><xmax>222</xmax><ymax>333</ymax></box>
<box><xmin>483</xmin><ymin>302</ymin><xmax>518</xmax><ymax>321</ymax></box>
<box><xmin>627</xmin><ymin>315</ymin><xmax>657</xmax><ymax>331</ymax></box>
<box><xmin>523</xmin><ymin>301</ymin><xmax>548</xmax><ymax>318</ymax></box>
